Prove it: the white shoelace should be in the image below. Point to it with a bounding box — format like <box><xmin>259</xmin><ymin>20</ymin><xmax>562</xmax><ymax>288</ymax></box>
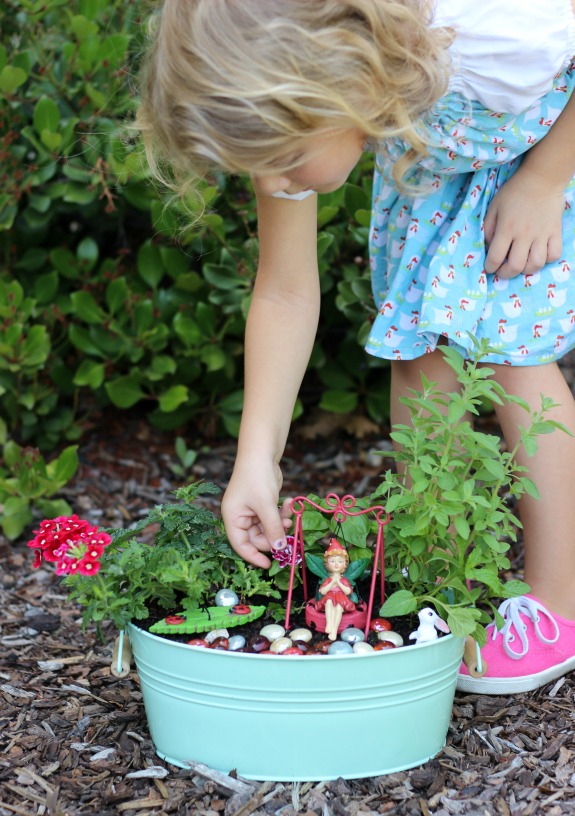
<box><xmin>490</xmin><ymin>596</ymin><xmax>560</xmax><ymax>660</ymax></box>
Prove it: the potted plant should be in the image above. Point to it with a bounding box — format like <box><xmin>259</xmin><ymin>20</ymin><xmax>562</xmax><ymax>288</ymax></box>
<box><xmin>27</xmin><ymin>340</ymin><xmax>563</xmax><ymax>781</ymax></box>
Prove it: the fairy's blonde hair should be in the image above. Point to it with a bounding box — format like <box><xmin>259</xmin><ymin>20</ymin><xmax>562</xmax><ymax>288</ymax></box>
<box><xmin>136</xmin><ymin>0</ymin><xmax>452</xmax><ymax>190</ymax></box>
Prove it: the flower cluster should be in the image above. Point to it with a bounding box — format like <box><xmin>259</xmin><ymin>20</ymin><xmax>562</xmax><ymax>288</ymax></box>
<box><xmin>27</xmin><ymin>515</ymin><xmax>112</xmax><ymax>576</ymax></box>
<box><xmin>271</xmin><ymin>535</ymin><xmax>302</xmax><ymax>568</ymax></box>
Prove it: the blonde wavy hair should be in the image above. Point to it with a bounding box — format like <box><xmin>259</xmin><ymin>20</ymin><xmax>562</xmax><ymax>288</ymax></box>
<box><xmin>136</xmin><ymin>0</ymin><xmax>452</xmax><ymax>191</ymax></box>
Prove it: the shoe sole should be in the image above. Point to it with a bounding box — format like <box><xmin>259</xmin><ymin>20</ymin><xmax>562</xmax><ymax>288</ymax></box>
<box><xmin>457</xmin><ymin>654</ymin><xmax>575</xmax><ymax>695</ymax></box>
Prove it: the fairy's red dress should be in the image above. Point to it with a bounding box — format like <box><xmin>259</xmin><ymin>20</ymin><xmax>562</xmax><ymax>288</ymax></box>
<box><xmin>315</xmin><ymin>576</ymin><xmax>356</xmax><ymax>612</ymax></box>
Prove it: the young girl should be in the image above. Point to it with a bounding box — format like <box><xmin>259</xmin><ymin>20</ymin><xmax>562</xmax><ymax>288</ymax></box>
<box><xmin>137</xmin><ymin>0</ymin><xmax>575</xmax><ymax>695</ymax></box>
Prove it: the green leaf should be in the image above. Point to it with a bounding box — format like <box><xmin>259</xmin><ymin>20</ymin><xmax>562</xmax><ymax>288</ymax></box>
<box><xmin>105</xmin><ymin>278</ymin><xmax>129</xmax><ymax>314</ymax></box>
<box><xmin>69</xmin><ymin>325</ymin><xmax>106</xmax><ymax>357</ymax></box>
<box><xmin>40</xmin><ymin>131</ymin><xmax>62</xmax><ymax>152</ymax></box>
<box><xmin>445</xmin><ymin>606</ymin><xmax>482</xmax><ymax>638</ymax></box>
<box><xmin>1</xmin><ymin>497</ymin><xmax>32</xmax><ymax>541</ymax></box>
<box><xmin>22</xmin><ymin>326</ymin><xmax>50</xmax><ymax>367</ymax></box>
<box><xmin>73</xmin><ymin>359</ymin><xmax>105</xmax><ymax>388</ymax></box>
<box><xmin>33</xmin><ymin>97</ymin><xmax>60</xmax><ymax>135</ymax></box>
<box><xmin>158</xmin><ymin>385</ymin><xmax>189</xmax><ymax>413</ymax></box>
<box><xmin>500</xmin><ymin>579</ymin><xmax>531</xmax><ymax>598</ymax></box>
<box><xmin>105</xmin><ymin>376</ymin><xmax>146</xmax><ymax>409</ymax></box>
<box><xmin>203</xmin><ymin>264</ymin><xmax>243</xmax><ymax>290</ymax></box>
<box><xmin>50</xmin><ymin>248</ymin><xmax>78</xmax><ymax>278</ymax></box>
<box><xmin>317</xmin><ymin>232</ymin><xmax>334</xmax><ymax>258</ymax></box>
<box><xmin>70</xmin><ymin>14</ymin><xmax>99</xmax><ymax>39</ymax></box>
<box><xmin>0</xmin><ymin>65</ymin><xmax>27</xmax><ymax>94</ymax></box>
<box><xmin>137</xmin><ymin>242</ymin><xmax>164</xmax><ymax>288</ymax></box>
<box><xmin>173</xmin><ymin>313</ymin><xmax>202</xmax><ymax>347</ymax></box>
<box><xmin>149</xmin><ymin>605</ymin><xmax>266</xmax><ymax>634</ymax></box>
<box><xmin>201</xmin><ymin>345</ymin><xmax>226</xmax><ymax>372</ymax></box>
<box><xmin>47</xmin><ymin>445</ymin><xmax>79</xmax><ymax>486</ymax></box>
<box><xmin>318</xmin><ymin>390</ymin><xmax>358</xmax><ymax>414</ymax></box>
<box><xmin>453</xmin><ymin>514</ymin><xmax>470</xmax><ymax>540</ymax></box>
<box><xmin>380</xmin><ymin>589</ymin><xmax>418</xmax><ymax>616</ymax></box>
<box><xmin>70</xmin><ymin>291</ymin><xmax>105</xmax><ymax>324</ymax></box>
<box><xmin>77</xmin><ymin>237</ymin><xmax>99</xmax><ymax>271</ymax></box>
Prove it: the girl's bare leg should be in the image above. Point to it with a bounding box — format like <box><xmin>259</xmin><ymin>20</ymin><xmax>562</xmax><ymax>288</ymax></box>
<box><xmin>489</xmin><ymin>361</ymin><xmax>575</xmax><ymax>620</ymax></box>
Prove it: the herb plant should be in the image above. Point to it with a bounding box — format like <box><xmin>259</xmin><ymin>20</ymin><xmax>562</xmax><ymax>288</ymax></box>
<box><xmin>29</xmin><ymin>482</ymin><xmax>279</xmax><ymax>632</ymax></box>
<box><xmin>371</xmin><ymin>339</ymin><xmax>568</xmax><ymax>644</ymax></box>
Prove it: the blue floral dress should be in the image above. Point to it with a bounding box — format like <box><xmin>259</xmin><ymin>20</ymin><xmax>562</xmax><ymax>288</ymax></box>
<box><xmin>366</xmin><ymin>63</ymin><xmax>575</xmax><ymax>365</ymax></box>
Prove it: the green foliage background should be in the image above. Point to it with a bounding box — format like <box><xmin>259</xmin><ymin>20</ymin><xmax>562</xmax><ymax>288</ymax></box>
<box><xmin>0</xmin><ymin>0</ymin><xmax>390</xmax><ymax>454</ymax></box>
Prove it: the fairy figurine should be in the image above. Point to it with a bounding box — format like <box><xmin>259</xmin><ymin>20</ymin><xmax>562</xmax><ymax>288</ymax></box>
<box><xmin>307</xmin><ymin>538</ymin><xmax>370</xmax><ymax>640</ymax></box>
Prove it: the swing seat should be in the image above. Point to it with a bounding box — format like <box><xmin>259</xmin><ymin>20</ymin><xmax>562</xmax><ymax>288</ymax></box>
<box><xmin>305</xmin><ymin>600</ymin><xmax>368</xmax><ymax>635</ymax></box>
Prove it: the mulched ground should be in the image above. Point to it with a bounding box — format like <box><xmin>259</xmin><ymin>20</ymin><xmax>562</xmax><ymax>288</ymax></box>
<box><xmin>2</xmin><ymin>357</ymin><xmax>575</xmax><ymax>815</ymax></box>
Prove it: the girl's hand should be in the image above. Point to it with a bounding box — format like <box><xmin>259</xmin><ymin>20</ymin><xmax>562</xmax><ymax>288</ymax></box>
<box><xmin>483</xmin><ymin>167</ymin><xmax>565</xmax><ymax>278</ymax></box>
<box><xmin>221</xmin><ymin>459</ymin><xmax>293</xmax><ymax>569</ymax></box>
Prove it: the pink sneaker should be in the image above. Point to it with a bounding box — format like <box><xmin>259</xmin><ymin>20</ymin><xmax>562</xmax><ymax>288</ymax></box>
<box><xmin>457</xmin><ymin>594</ymin><xmax>575</xmax><ymax>694</ymax></box>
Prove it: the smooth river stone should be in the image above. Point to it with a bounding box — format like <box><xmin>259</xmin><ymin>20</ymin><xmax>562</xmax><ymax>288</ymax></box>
<box><xmin>210</xmin><ymin>636</ymin><xmax>229</xmax><ymax>650</ymax></box>
<box><xmin>340</xmin><ymin>627</ymin><xmax>365</xmax><ymax>644</ymax></box>
<box><xmin>289</xmin><ymin>627</ymin><xmax>312</xmax><ymax>643</ymax></box>
<box><xmin>328</xmin><ymin>641</ymin><xmax>353</xmax><ymax>655</ymax></box>
<box><xmin>270</xmin><ymin>637</ymin><xmax>293</xmax><ymax>654</ymax></box>
<box><xmin>352</xmin><ymin>641</ymin><xmax>375</xmax><ymax>654</ymax></box>
<box><xmin>214</xmin><ymin>588</ymin><xmax>239</xmax><ymax>607</ymax></box>
<box><xmin>259</xmin><ymin>624</ymin><xmax>286</xmax><ymax>642</ymax></box>
<box><xmin>228</xmin><ymin>635</ymin><xmax>246</xmax><ymax>651</ymax></box>
<box><xmin>378</xmin><ymin>630</ymin><xmax>404</xmax><ymax>647</ymax></box>
<box><xmin>369</xmin><ymin>618</ymin><xmax>392</xmax><ymax>632</ymax></box>
<box><xmin>205</xmin><ymin>628</ymin><xmax>229</xmax><ymax>644</ymax></box>
<box><xmin>248</xmin><ymin>634</ymin><xmax>270</xmax><ymax>653</ymax></box>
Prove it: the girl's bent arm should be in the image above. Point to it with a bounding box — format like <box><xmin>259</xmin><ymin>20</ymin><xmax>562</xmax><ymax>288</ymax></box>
<box><xmin>484</xmin><ymin>88</ymin><xmax>575</xmax><ymax>277</ymax></box>
<box><xmin>222</xmin><ymin>189</ymin><xmax>320</xmax><ymax>567</ymax></box>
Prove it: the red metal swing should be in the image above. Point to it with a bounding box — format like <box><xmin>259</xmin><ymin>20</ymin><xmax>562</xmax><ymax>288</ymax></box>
<box><xmin>283</xmin><ymin>493</ymin><xmax>391</xmax><ymax>639</ymax></box>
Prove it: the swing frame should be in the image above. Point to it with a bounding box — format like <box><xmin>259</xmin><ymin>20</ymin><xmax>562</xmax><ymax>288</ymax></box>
<box><xmin>284</xmin><ymin>493</ymin><xmax>390</xmax><ymax>638</ymax></box>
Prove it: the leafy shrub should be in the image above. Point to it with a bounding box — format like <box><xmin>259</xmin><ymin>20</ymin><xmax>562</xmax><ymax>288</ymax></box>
<box><xmin>2</xmin><ymin>0</ymin><xmax>389</xmax><ymax>454</ymax></box>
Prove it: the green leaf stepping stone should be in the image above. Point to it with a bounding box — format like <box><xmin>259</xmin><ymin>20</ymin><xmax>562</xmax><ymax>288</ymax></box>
<box><xmin>150</xmin><ymin>605</ymin><xmax>266</xmax><ymax>635</ymax></box>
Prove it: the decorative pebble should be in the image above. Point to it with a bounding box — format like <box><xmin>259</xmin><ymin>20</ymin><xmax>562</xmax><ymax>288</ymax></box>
<box><xmin>259</xmin><ymin>624</ymin><xmax>286</xmax><ymax>642</ymax></box>
<box><xmin>205</xmin><ymin>628</ymin><xmax>229</xmax><ymax>644</ymax></box>
<box><xmin>215</xmin><ymin>588</ymin><xmax>239</xmax><ymax>607</ymax></box>
<box><xmin>328</xmin><ymin>641</ymin><xmax>353</xmax><ymax>655</ymax></box>
<box><xmin>210</xmin><ymin>636</ymin><xmax>229</xmax><ymax>650</ymax></box>
<box><xmin>270</xmin><ymin>637</ymin><xmax>292</xmax><ymax>654</ymax></box>
<box><xmin>369</xmin><ymin>618</ymin><xmax>392</xmax><ymax>632</ymax></box>
<box><xmin>248</xmin><ymin>634</ymin><xmax>270</xmax><ymax>653</ymax></box>
<box><xmin>373</xmin><ymin>641</ymin><xmax>396</xmax><ymax>651</ymax></box>
<box><xmin>314</xmin><ymin>639</ymin><xmax>332</xmax><ymax>654</ymax></box>
<box><xmin>340</xmin><ymin>627</ymin><xmax>365</xmax><ymax>644</ymax></box>
<box><xmin>282</xmin><ymin>647</ymin><xmax>303</xmax><ymax>655</ymax></box>
<box><xmin>186</xmin><ymin>638</ymin><xmax>210</xmax><ymax>648</ymax></box>
<box><xmin>228</xmin><ymin>635</ymin><xmax>246</xmax><ymax>651</ymax></box>
<box><xmin>353</xmin><ymin>641</ymin><xmax>375</xmax><ymax>654</ymax></box>
<box><xmin>378</xmin><ymin>631</ymin><xmax>404</xmax><ymax>647</ymax></box>
<box><xmin>289</xmin><ymin>628</ymin><xmax>312</xmax><ymax>643</ymax></box>
<box><xmin>292</xmin><ymin>641</ymin><xmax>309</xmax><ymax>654</ymax></box>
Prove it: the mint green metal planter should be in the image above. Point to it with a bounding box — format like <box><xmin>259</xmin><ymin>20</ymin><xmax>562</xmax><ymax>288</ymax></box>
<box><xmin>128</xmin><ymin>624</ymin><xmax>464</xmax><ymax>781</ymax></box>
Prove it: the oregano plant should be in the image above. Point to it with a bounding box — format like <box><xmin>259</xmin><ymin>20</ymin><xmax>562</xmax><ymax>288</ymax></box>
<box><xmin>371</xmin><ymin>338</ymin><xmax>569</xmax><ymax>644</ymax></box>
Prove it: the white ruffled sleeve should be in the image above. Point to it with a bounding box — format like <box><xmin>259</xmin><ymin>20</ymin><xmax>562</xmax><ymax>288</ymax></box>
<box><xmin>433</xmin><ymin>0</ymin><xmax>575</xmax><ymax>114</ymax></box>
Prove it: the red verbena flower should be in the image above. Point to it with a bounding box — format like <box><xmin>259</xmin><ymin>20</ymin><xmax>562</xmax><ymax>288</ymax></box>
<box><xmin>28</xmin><ymin>516</ymin><xmax>112</xmax><ymax>576</ymax></box>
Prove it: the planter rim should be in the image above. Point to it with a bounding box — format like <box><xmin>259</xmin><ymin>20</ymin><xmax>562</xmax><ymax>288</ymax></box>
<box><xmin>127</xmin><ymin>621</ymin><xmax>463</xmax><ymax>659</ymax></box>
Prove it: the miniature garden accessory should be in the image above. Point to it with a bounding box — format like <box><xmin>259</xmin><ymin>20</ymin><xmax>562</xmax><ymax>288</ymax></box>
<box><xmin>457</xmin><ymin>594</ymin><xmax>575</xmax><ymax>694</ymax></box>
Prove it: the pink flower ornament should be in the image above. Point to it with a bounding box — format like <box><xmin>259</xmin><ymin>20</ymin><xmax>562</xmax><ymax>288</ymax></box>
<box><xmin>271</xmin><ymin>535</ymin><xmax>302</xmax><ymax>568</ymax></box>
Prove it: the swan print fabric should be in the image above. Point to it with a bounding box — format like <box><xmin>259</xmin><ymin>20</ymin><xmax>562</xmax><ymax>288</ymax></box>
<box><xmin>366</xmin><ymin>64</ymin><xmax>575</xmax><ymax>365</ymax></box>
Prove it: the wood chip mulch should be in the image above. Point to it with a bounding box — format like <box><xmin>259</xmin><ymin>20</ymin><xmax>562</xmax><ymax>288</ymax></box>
<box><xmin>3</xmin><ymin>357</ymin><xmax>575</xmax><ymax>815</ymax></box>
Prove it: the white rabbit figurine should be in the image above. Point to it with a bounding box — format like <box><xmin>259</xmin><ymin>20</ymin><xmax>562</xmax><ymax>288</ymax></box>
<box><xmin>409</xmin><ymin>607</ymin><xmax>451</xmax><ymax>644</ymax></box>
